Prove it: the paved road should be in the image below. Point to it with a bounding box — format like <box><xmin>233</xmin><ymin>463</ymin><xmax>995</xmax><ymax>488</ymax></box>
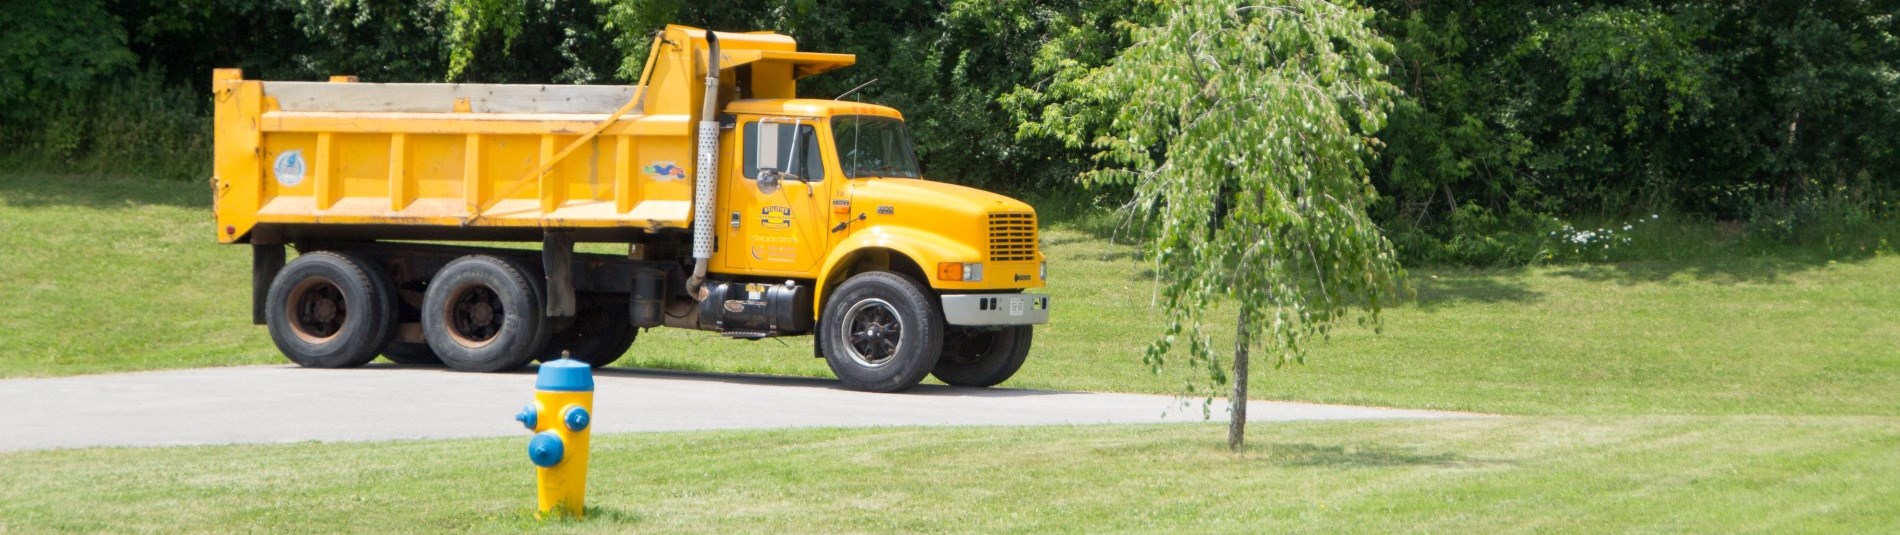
<box><xmin>0</xmin><ymin>365</ymin><xmax>1480</xmax><ymax>452</ymax></box>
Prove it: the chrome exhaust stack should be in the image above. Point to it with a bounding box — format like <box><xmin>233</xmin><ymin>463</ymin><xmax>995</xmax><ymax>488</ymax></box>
<box><xmin>686</xmin><ymin>32</ymin><xmax>721</xmax><ymax>301</ymax></box>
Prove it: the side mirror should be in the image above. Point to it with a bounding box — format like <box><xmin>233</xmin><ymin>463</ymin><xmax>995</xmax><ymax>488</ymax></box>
<box><xmin>757</xmin><ymin>169</ymin><xmax>782</xmax><ymax>194</ymax></box>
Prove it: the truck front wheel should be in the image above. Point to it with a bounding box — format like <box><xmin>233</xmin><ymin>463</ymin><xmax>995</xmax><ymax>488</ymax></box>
<box><xmin>422</xmin><ymin>255</ymin><xmax>549</xmax><ymax>372</ymax></box>
<box><xmin>819</xmin><ymin>272</ymin><xmax>944</xmax><ymax>392</ymax></box>
<box><xmin>265</xmin><ymin>252</ymin><xmax>397</xmax><ymax>369</ymax></box>
<box><xmin>931</xmin><ymin>326</ymin><xmax>1033</xmax><ymax>388</ymax></box>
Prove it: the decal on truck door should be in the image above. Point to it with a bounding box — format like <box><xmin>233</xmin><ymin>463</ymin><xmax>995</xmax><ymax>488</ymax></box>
<box><xmin>760</xmin><ymin>206</ymin><xmax>793</xmax><ymax>229</ymax></box>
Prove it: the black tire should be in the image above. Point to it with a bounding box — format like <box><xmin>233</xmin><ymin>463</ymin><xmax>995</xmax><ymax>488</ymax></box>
<box><xmin>422</xmin><ymin>255</ymin><xmax>549</xmax><ymax>372</ymax></box>
<box><xmin>818</xmin><ymin>271</ymin><xmax>944</xmax><ymax>392</ymax></box>
<box><xmin>265</xmin><ymin>251</ymin><xmax>397</xmax><ymax>369</ymax></box>
<box><xmin>381</xmin><ymin>340</ymin><xmax>442</xmax><ymax>365</ymax></box>
<box><xmin>931</xmin><ymin>326</ymin><xmax>1033</xmax><ymax>388</ymax></box>
<box><xmin>538</xmin><ymin>294</ymin><xmax>636</xmax><ymax>368</ymax></box>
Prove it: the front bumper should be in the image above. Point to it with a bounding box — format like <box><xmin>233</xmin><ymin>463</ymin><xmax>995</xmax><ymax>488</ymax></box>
<box><xmin>941</xmin><ymin>293</ymin><xmax>1050</xmax><ymax>326</ymax></box>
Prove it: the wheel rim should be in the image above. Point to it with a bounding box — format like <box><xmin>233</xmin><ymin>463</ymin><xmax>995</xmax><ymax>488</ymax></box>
<box><xmin>286</xmin><ymin>277</ymin><xmax>347</xmax><ymax>344</ymax></box>
<box><xmin>444</xmin><ymin>282</ymin><xmax>504</xmax><ymax>348</ymax></box>
<box><xmin>842</xmin><ymin>298</ymin><xmax>903</xmax><ymax>368</ymax></box>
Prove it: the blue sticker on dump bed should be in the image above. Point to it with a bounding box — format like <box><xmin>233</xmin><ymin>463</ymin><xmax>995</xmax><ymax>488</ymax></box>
<box><xmin>274</xmin><ymin>150</ymin><xmax>306</xmax><ymax>187</ymax></box>
<box><xmin>644</xmin><ymin>161</ymin><xmax>686</xmax><ymax>181</ymax></box>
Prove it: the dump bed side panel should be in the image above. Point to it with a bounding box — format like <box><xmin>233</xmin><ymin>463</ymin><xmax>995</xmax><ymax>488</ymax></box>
<box><xmin>213</xmin><ymin>78</ymin><xmax>698</xmax><ymax>244</ymax></box>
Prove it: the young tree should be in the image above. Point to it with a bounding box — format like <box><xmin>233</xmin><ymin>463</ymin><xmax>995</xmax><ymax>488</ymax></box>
<box><xmin>1029</xmin><ymin>0</ymin><xmax>1406</xmax><ymax>450</ymax></box>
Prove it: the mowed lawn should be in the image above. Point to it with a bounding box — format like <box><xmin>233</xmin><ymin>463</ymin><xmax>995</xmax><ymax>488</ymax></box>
<box><xmin>3</xmin><ymin>172</ymin><xmax>1898</xmax><ymax>532</ymax></box>
<box><xmin>2</xmin><ymin>417</ymin><xmax>1896</xmax><ymax>533</ymax></box>
<box><xmin>2</xmin><ymin>172</ymin><xmax>1896</xmax><ymax>416</ymax></box>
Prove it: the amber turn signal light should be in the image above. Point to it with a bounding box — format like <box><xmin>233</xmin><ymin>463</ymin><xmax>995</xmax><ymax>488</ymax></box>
<box><xmin>937</xmin><ymin>262</ymin><xmax>983</xmax><ymax>282</ymax></box>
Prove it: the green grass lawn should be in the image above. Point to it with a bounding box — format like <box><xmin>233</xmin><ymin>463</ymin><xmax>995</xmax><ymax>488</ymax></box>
<box><xmin>5</xmin><ymin>172</ymin><xmax>1898</xmax><ymax>532</ymax></box>
<box><xmin>4</xmin><ymin>172</ymin><xmax>1896</xmax><ymax>417</ymax></box>
<box><xmin>2</xmin><ymin>417</ymin><xmax>1894</xmax><ymax>533</ymax></box>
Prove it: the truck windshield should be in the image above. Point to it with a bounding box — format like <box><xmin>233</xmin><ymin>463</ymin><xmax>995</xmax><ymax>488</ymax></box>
<box><xmin>831</xmin><ymin>115</ymin><xmax>921</xmax><ymax>179</ymax></box>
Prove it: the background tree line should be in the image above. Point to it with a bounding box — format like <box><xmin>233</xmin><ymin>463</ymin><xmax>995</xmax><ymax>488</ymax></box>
<box><xmin>3</xmin><ymin>0</ymin><xmax>1894</xmax><ymax>264</ymax></box>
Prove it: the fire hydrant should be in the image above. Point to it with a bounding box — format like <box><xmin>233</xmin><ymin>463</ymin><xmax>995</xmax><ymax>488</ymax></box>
<box><xmin>514</xmin><ymin>356</ymin><xmax>594</xmax><ymax>518</ymax></box>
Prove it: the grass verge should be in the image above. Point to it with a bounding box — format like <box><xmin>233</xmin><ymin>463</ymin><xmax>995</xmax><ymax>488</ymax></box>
<box><xmin>2</xmin><ymin>417</ymin><xmax>1895</xmax><ymax>533</ymax></box>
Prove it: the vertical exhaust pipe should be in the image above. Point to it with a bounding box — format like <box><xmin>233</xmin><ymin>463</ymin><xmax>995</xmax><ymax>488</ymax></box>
<box><xmin>686</xmin><ymin>32</ymin><xmax>722</xmax><ymax>300</ymax></box>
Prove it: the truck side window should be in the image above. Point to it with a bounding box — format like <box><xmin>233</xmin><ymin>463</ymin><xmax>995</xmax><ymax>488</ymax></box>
<box><xmin>743</xmin><ymin>122</ymin><xmax>825</xmax><ymax>182</ymax></box>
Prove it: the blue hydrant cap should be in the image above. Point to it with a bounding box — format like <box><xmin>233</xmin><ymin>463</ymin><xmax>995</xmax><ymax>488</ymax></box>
<box><xmin>535</xmin><ymin>358</ymin><xmax>594</xmax><ymax>392</ymax></box>
<box><xmin>564</xmin><ymin>406</ymin><xmax>590</xmax><ymax>432</ymax></box>
<box><xmin>528</xmin><ymin>431</ymin><xmax>565</xmax><ymax>468</ymax></box>
<box><xmin>515</xmin><ymin>405</ymin><xmax>537</xmax><ymax>431</ymax></box>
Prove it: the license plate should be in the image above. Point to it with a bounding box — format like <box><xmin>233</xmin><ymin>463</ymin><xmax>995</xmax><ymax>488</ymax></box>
<box><xmin>1009</xmin><ymin>298</ymin><xmax>1024</xmax><ymax>316</ymax></box>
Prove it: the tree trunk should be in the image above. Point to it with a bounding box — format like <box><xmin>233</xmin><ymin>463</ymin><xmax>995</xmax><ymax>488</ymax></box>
<box><xmin>1229</xmin><ymin>309</ymin><xmax>1251</xmax><ymax>452</ymax></box>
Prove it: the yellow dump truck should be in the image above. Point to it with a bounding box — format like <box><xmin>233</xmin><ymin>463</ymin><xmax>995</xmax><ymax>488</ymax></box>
<box><xmin>211</xmin><ymin>25</ymin><xmax>1048</xmax><ymax>392</ymax></box>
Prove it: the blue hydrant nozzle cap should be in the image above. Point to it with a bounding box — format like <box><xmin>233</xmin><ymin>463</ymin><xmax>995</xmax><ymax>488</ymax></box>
<box><xmin>564</xmin><ymin>406</ymin><xmax>591</xmax><ymax>432</ymax></box>
<box><xmin>515</xmin><ymin>405</ymin><xmax>538</xmax><ymax>430</ymax></box>
<box><xmin>535</xmin><ymin>358</ymin><xmax>595</xmax><ymax>392</ymax></box>
<box><xmin>528</xmin><ymin>432</ymin><xmax>565</xmax><ymax>468</ymax></box>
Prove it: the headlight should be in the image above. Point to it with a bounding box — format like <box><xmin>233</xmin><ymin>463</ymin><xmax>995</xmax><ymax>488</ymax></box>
<box><xmin>936</xmin><ymin>262</ymin><xmax>984</xmax><ymax>282</ymax></box>
<box><xmin>1040</xmin><ymin>261</ymin><xmax>1048</xmax><ymax>281</ymax></box>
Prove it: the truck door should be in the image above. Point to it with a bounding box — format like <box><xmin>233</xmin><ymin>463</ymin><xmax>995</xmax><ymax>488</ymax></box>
<box><xmin>718</xmin><ymin>116</ymin><xmax>832</xmax><ymax>277</ymax></box>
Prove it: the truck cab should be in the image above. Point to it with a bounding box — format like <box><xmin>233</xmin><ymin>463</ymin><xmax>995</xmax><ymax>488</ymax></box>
<box><xmin>718</xmin><ymin>100</ymin><xmax>1045</xmax><ymax>311</ymax></box>
<box><xmin>712</xmin><ymin>99</ymin><xmax>1049</xmax><ymax>390</ymax></box>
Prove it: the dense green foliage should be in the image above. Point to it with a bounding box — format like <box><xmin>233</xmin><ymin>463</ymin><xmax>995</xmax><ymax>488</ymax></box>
<box><xmin>1</xmin><ymin>0</ymin><xmax>1892</xmax><ymax>263</ymax></box>
<box><xmin>1363</xmin><ymin>1</ymin><xmax>1900</xmax><ymax>263</ymax></box>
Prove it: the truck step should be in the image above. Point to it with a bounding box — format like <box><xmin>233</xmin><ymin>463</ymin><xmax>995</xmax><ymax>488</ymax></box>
<box><xmin>721</xmin><ymin>331</ymin><xmax>771</xmax><ymax>340</ymax></box>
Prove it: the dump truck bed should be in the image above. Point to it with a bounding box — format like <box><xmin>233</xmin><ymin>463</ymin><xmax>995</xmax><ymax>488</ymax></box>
<box><xmin>211</xmin><ymin>26</ymin><xmax>853</xmax><ymax>244</ymax></box>
<box><xmin>215</xmin><ymin>77</ymin><xmax>697</xmax><ymax>240</ymax></box>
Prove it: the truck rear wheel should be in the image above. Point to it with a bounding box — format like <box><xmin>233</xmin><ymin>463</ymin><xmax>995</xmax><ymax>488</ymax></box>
<box><xmin>538</xmin><ymin>294</ymin><xmax>635</xmax><ymax>368</ymax></box>
<box><xmin>422</xmin><ymin>255</ymin><xmax>548</xmax><ymax>372</ymax></box>
<box><xmin>819</xmin><ymin>272</ymin><xmax>943</xmax><ymax>392</ymax></box>
<box><xmin>931</xmin><ymin>326</ymin><xmax>1033</xmax><ymax>388</ymax></box>
<box><xmin>265</xmin><ymin>251</ymin><xmax>397</xmax><ymax>369</ymax></box>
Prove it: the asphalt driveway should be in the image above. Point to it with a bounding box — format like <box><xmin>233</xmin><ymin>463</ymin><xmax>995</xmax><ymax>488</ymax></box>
<box><xmin>0</xmin><ymin>364</ymin><xmax>1480</xmax><ymax>452</ymax></box>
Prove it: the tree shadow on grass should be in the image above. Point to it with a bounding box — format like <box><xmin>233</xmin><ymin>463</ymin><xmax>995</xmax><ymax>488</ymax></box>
<box><xmin>1255</xmin><ymin>442</ymin><xmax>1503</xmax><ymax>469</ymax></box>
<box><xmin>0</xmin><ymin>171</ymin><xmax>206</xmax><ymax>210</ymax></box>
<box><xmin>1409</xmin><ymin>271</ymin><xmax>1543</xmax><ymax>311</ymax></box>
<box><xmin>1545</xmin><ymin>254</ymin><xmax>1873</xmax><ymax>286</ymax></box>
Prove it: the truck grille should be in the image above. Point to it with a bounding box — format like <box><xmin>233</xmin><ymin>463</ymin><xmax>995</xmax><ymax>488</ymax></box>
<box><xmin>987</xmin><ymin>212</ymin><xmax>1038</xmax><ymax>262</ymax></box>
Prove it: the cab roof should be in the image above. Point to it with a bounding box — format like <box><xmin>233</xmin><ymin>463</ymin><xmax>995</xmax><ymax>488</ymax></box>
<box><xmin>725</xmin><ymin>99</ymin><xmax>905</xmax><ymax>120</ymax></box>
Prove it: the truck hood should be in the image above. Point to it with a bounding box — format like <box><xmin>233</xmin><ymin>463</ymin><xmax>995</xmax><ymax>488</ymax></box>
<box><xmin>846</xmin><ymin>179</ymin><xmax>1035</xmax><ymax>219</ymax></box>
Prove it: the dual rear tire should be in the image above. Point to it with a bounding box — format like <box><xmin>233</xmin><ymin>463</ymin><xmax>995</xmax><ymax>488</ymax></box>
<box><xmin>421</xmin><ymin>255</ymin><xmax>549</xmax><ymax>372</ymax></box>
<box><xmin>264</xmin><ymin>252</ymin><xmax>398</xmax><ymax>369</ymax></box>
<box><xmin>266</xmin><ymin>252</ymin><xmax>628</xmax><ymax>373</ymax></box>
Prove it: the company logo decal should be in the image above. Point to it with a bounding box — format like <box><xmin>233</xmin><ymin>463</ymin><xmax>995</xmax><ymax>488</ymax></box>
<box><xmin>273</xmin><ymin>150</ymin><xmax>306</xmax><ymax>187</ymax></box>
<box><xmin>643</xmin><ymin>161</ymin><xmax>686</xmax><ymax>181</ymax></box>
<box><xmin>759</xmin><ymin>206</ymin><xmax>792</xmax><ymax>229</ymax></box>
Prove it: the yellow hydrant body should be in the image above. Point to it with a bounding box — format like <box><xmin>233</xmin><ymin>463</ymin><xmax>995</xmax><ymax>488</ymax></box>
<box><xmin>516</xmin><ymin>358</ymin><xmax>594</xmax><ymax>518</ymax></box>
